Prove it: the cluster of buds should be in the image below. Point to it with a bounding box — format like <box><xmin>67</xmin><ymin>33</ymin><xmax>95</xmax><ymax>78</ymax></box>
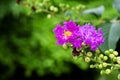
<box><xmin>16</xmin><ymin>0</ymin><xmax>85</xmax><ymax>19</ymax></box>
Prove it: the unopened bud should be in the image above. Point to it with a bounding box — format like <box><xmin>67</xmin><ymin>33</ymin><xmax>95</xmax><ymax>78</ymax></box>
<box><xmin>86</xmin><ymin>52</ymin><xmax>92</xmax><ymax>57</ymax></box>
<box><xmin>99</xmin><ymin>54</ymin><xmax>104</xmax><ymax>59</ymax></box>
<box><xmin>103</xmin><ymin>56</ymin><xmax>108</xmax><ymax>61</ymax></box>
<box><xmin>109</xmin><ymin>54</ymin><xmax>114</xmax><ymax>59</ymax></box>
<box><xmin>50</xmin><ymin>6</ymin><xmax>54</xmax><ymax>11</ymax></box>
<box><xmin>62</xmin><ymin>44</ymin><xmax>68</xmax><ymax>49</ymax></box>
<box><xmin>105</xmin><ymin>69</ymin><xmax>111</xmax><ymax>74</ymax></box>
<box><xmin>53</xmin><ymin>7</ymin><xmax>58</xmax><ymax>12</ymax></box>
<box><xmin>90</xmin><ymin>64</ymin><xmax>94</xmax><ymax>68</ymax></box>
<box><xmin>113</xmin><ymin>57</ymin><xmax>117</xmax><ymax>62</ymax></box>
<box><xmin>118</xmin><ymin>74</ymin><xmax>120</xmax><ymax>80</ymax></box>
<box><xmin>105</xmin><ymin>50</ymin><xmax>110</xmax><ymax>55</ymax></box>
<box><xmin>76</xmin><ymin>48</ymin><xmax>81</xmax><ymax>52</ymax></box>
<box><xmin>113</xmin><ymin>51</ymin><xmax>118</xmax><ymax>56</ymax></box>
<box><xmin>100</xmin><ymin>70</ymin><xmax>105</xmax><ymax>75</ymax></box>
<box><xmin>117</xmin><ymin>57</ymin><xmax>120</xmax><ymax>64</ymax></box>
<box><xmin>85</xmin><ymin>57</ymin><xmax>90</xmax><ymax>63</ymax></box>
<box><xmin>102</xmin><ymin>63</ymin><xmax>107</xmax><ymax>67</ymax></box>
<box><xmin>96</xmin><ymin>49</ymin><xmax>100</xmax><ymax>54</ymax></box>
<box><xmin>98</xmin><ymin>64</ymin><xmax>103</xmax><ymax>69</ymax></box>
<box><xmin>109</xmin><ymin>49</ymin><xmax>114</xmax><ymax>53</ymax></box>
<box><xmin>73</xmin><ymin>56</ymin><xmax>78</xmax><ymax>60</ymax></box>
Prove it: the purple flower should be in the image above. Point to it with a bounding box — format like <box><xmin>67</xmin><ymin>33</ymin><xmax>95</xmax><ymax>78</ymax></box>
<box><xmin>77</xmin><ymin>23</ymin><xmax>104</xmax><ymax>50</ymax></box>
<box><xmin>53</xmin><ymin>20</ymin><xmax>79</xmax><ymax>45</ymax></box>
<box><xmin>53</xmin><ymin>20</ymin><xmax>104</xmax><ymax>51</ymax></box>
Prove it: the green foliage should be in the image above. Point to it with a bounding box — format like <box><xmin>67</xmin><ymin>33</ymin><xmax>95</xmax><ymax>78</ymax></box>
<box><xmin>99</xmin><ymin>22</ymin><xmax>120</xmax><ymax>51</ymax></box>
<box><xmin>0</xmin><ymin>0</ymin><xmax>120</xmax><ymax>80</ymax></box>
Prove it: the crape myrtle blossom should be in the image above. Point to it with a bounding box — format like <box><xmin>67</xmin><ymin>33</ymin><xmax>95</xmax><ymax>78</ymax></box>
<box><xmin>53</xmin><ymin>20</ymin><xmax>104</xmax><ymax>51</ymax></box>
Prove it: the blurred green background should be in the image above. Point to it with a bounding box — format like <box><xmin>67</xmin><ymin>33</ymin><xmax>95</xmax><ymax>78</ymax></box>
<box><xmin>0</xmin><ymin>0</ymin><xmax>120</xmax><ymax>80</ymax></box>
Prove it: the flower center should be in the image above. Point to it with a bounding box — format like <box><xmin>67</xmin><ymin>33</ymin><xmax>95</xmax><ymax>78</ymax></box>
<box><xmin>64</xmin><ymin>30</ymin><xmax>72</xmax><ymax>38</ymax></box>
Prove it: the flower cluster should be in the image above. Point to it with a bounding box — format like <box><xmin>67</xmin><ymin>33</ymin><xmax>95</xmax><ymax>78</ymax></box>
<box><xmin>53</xmin><ymin>20</ymin><xmax>104</xmax><ymax>51</ymax></box>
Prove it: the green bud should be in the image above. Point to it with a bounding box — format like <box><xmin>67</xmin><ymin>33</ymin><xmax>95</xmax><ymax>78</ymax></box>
<box><xmin>76</xmin><ymin>48</ymin><xmax>81</xmax><ymax>52</ymax></box>
<box><xmin>47</xmin><ymin>14</ymin><xmax>52</xmax><ymax>19</ymax></box>
<box><xmin>118</xmin><ymin>74</ymin><xmax>120</xmax><ymax>80</ymax></box>
<box><xmin>96</xmin><ymin>49</ymin><xmax>100</xmax><ymax>54</ymax></box>
<box><xmin>73</xmin><ymin>56</ymin><xmax>78</xmax><ymax>60</ymax></box>
<box><xmin>105</xmin><ymin>69</ymin><xmax>111</xmax><ymax>74</ymax></box>
<box><xmin>109</xmin><ymin>49</ymin><xmax>114</xmax><ymax>53</ymax></box>
<box><xmin>109</xmin><ymin>54</ymin><xmax>114</xmax><ymax>59</ymax></box>
<box><xmin>113</xmin><ymin>57</ymin><xmax>117</xmax><ymax>62</ymax></box>
<box><xmin>90</xmin><ymin>64</ymin><xmax>94</xmax><ymax>68</ymax></box>
<box><xmin>100</xmin><ymin>70</ymin><xmax>105</xmax><ymax>75</ymax></box>
<box><xmin>102</xmin><ymin>62</ymin><xmax>107</xmax><ymax>67</ymax></box>
<box><xmin>98</xmin><ymin>64</ymin><xmax>103</xmax><ymax>69</ymax></box>
<box><xmin>99</xmin><ymin>54</ymin><xmax>104</xmax><ymax>59</ymax></box>
<box><xmin>103</xmin><ymin>56</ymin><xmax>108</xmax><ymax>61</ymax></box>
<box><xmin>113</xmin><ymin>51</ymin><xmax>118</xmax><ymax>56</ymax></box>
<box><xmin>85</xmin><ymin>57</ymin><xmax>90</xmax><ymax>63</ymax></box>
<box><xmin>117</xmin><ymin>57</ymin><xmax>120</xmax><ymax>64</ymax></box>
<box><xmin>86</xmin><ymin>52</ymin><xmax>92</xmax><ymax>57</ymax></box>
<box><xmin>39</xmin><ymin>3</ymin><xmax>43</xmax><ymax>7</ymax></box>
<box><xmin>53</xmin><ymin>7</ymin><xmax>58</xmax><ymax>12</ymax></box>
<box><xmin>59</xmin><ymin>3</ymin><xmax>64</xmax><ymax>7</ymax></box>
<box><xmin>66</xmin><ymin>4</ymin><xmax>70</xmax><ymax>8</ymax></box>
<box><xmin>62</xmin><ymin>44</ymin><xmax>68</xmax><ymax>49</ymax></box>
<box><xmin>36</xmin><ymin>9</ymin><xmax>42</xmax><ymax>13</ymax></box>
<box><xmin>50</xmin><ymin>6</ymin><xmax>54</xmax><ymax>11</ymax></box>
<box><xmin>104</xmin><ymin>50</ymin><xmax>110</xmax><ymax>55</ymax></box>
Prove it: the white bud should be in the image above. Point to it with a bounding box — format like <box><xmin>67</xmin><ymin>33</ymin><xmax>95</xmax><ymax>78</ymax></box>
<box><xmin>47</xmin><ymin>14</ymin><xmax>51</xmax><ymax>19</ymax></box>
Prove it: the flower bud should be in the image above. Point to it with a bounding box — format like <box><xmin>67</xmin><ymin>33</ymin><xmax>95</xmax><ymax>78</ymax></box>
<box><xmin>66</xmin><ymin>4</ymin><xmax>70</xmax><ymax>8</ymax></box>
<box><xmin>103</xmin><ymin>56</ymin><xmax>108</xmax><ymax>61</ymax></box>
<box><xmin>117</xmin><ymin>57</ymin><xmax>120</xmax><ymax>64</ymax></box>
<box><xmin>105</xmin><ymin>69</ymin><xmax>111</xmax><ymax>74</ymax></box>
<box><xmin>73</xmin><ymin>56</ymin><xmax>78</xmax><ymax>60</ymax></box>
<box><xmin>99</xmin><ymin>54</ymin><xmax>104</xmax><ymax>59</ymax></box>
<box><xmin>86</xmin><ymin>52</ymin><xmax>92</xmax><ymax>57</ymax></box>
<box><xmin>36</xmin><ymin>9</ymin><xmax>42</xmax><ymax>13</ymax></box>
<box><xmin>90</xmin><ymin>64</ymin><xmax>94</xmax><ymax>68</ymax></box>
<box><xmin>96</xmin><ymin>49</ymin><xmax>100</xmax><ymax>54</ymax></box>
<box><xmin>39</xmin><ymin>3</ymin><xmax>43</xmax><ymax>7</ymax></box>
<box><xmin>109</xmin><ymin>54</ymin><xmax>114</xmax><ymax>59</ymax></box>
<box><xmin>104</xmin><ymin>50</ymin><xmax>110</xmax><ymax>55</ymax></box>
<box><xmin>85</xmin><ymin>57</ymin><xmax>90</xmax><ymax>63</ymax></box>
<box><xmin>102</xmin><ymin>62</ymin><xmax>107</xmax><ymax>67</ymax></box>
<box><xmin>113</xmin><ymin>57</ymin><xmax>117</xmax><ymax>62</ymax></box>
<box><xmin>100</xmin><ymin>70</ymin><xmax>105</xmax><ymax>75</ymax></box>
<box><xmin>47</xmin><ymin>14</ymin><xmax>52</xmax><ymax>19</ymax></box>
<box><xmin>53</xmin><ymin>7</ymin><xmax>58</xmax><ymax>12</ymax></box>
<box><xmin>76</xmin><ymin>48</ymin><xmax>81</xmax><ymax>52</ymax></box>
<box><xmin>50</xmin><ymin>6</ymin><xmax>54</xmax><ymax>11</ymax></box>
<box><xmin>109</xmin><ymin>49</ymin><xmax>114</xmax><ymax>53</ymax></box>
<box><xmin>118</xmin><ymin>74</ymin><xmax>120</xmax><ymax>80</ymax></box>
<box><xmin>98</xmin><ymin>64</ymin><xmax>103</xmax><ymax>69</ymax></box>
<box><xmin>113</xmin><ymin>51</ymin><xmax>118</xmax><ymax>56</ymax></box>
<box><xmin>62</xmin><ymin>44</ymin><xmax>68</xmax><ymax>49</ymax></box>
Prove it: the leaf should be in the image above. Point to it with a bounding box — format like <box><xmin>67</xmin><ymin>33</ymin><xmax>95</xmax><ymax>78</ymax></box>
<box><xmin>113</xmin><ymin>0</ymin><xmax>120</xmax><ymax>13</ymax></box>
<box><xmin>82</xmin><ymin>5</ymin><xmax>104</xmax><ymax>16</ymax></box>
<box><xmin>99</xmin><ymin>21</ymin><xmax>120</xmax><ymax>51</ymax></box>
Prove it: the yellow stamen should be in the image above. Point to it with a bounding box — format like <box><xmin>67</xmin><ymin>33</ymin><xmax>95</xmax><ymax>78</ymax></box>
<box><xmin>64</xmin><ymin>30</ymin><xmax>72</xmax><ymax>38</ymax></box>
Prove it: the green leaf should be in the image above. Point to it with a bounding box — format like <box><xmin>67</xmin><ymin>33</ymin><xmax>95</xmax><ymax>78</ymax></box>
<box><xmin>82</xmin><ymin>5</ymin><xmax>104</xmax><ymax>16</ymax></box>
<box><xmin>99</xmin><ymin>21</ymin><xmax>120</xmax><ymax>51</ymax></box>
<box><xmin>113</xmin><ymin>0</ymin><xmax>120</xmax><ymax>13</ymax></box>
